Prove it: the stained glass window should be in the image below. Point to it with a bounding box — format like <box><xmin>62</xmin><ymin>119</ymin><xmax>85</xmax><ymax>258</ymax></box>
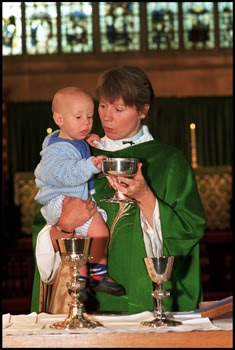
<box><xmin>218</xmin><ymin>2</ymin><xmax>233</xmax><ymax>48</ymax></box>
<box><xmin>60</xmin><ymin>2</ymin><xmax>93</xmax><ymax>53</ymax></box>
<box><xmin>25</xmin><ymin>2</ymin><xmax>58</xmax><ymax>54</ymax></box>
<box><xmin>147</xmin><ymin>2</ymin><xmax>179</xmax><ymax>50</ymax></box>
<box><xmin>2</xmin><ymin>2</ymin><xmax>22</xmax><ymax>56</ymax></box>
<box><xmin>182</xmin><ymin>2</ymin><xmax>215</xmax><ymax>49</ymax></box>
<box><xmin>2</xmin><ymin>2</ymin><xmax>233</xmax><ymax>56</ymax></box>
<box><xmin>99</xmin><ymin>2</ymin><xmax>140</xmax><ymax>52</ymax></box>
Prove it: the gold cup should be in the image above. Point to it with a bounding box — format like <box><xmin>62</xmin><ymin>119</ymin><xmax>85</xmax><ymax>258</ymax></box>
<box><xmin>50</xmin><ymin>237</ymin><xmax>103</xmax><ymax>329</ymax></box>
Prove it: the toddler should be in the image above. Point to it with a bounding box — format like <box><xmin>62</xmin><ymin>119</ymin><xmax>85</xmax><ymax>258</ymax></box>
<box><xmin>34</xmin><ymin>86</ymin><xmax>125</xmax><ymax>301</ymax></box>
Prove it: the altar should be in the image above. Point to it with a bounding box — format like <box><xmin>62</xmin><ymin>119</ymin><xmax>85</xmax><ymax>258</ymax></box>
<box><xmin>3</xmin><ymin>311</ymin><xmax>233</xmax><ymax>348</ymax></box>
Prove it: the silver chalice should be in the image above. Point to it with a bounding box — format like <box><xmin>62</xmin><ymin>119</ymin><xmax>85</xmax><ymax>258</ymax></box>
<box><xmin>141</xmin><ymin>256</ymin><xmax>182</xmax><ymax>327</ymax></box>
<box><xmin>50</xmin><ymin>237</ymin><xmax>103</xmax><ymax>329</ymax></box>
<box><xmin>101</xmin><ymin>157</ymin><xmax>138</xmax><ymax>203</ymax></box>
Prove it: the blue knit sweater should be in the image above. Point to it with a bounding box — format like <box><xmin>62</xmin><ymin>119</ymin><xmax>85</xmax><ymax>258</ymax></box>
<box><xmin>34</xmin><ymin>130</ymin><xmax>100</xmax><ymax>204</ymax></box>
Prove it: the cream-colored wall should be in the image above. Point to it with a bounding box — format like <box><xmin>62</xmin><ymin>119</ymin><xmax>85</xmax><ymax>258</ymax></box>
<box><xmin>3</xmin><ymin>52</ymin><xmax>233</xmax><ymax>101</ymax></box>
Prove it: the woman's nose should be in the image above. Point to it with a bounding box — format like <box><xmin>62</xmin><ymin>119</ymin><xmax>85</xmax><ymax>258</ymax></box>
<box><xmin>102</xmin><ymin>107</ymin><xmax>113</xmax><ymax>121</ymax></box>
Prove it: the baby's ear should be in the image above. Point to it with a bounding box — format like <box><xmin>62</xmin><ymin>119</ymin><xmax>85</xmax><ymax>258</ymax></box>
<box><xmin>53</xmin><ymin>112</ymin><xmax>64</xmax><ymax>126</ymax></box>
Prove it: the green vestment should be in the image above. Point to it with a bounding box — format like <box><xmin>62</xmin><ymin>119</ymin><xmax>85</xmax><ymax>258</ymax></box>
<box><xmin>31</xmin><ymin>140</ymin><xmax>206</xmax><ymax>313</ymax></box>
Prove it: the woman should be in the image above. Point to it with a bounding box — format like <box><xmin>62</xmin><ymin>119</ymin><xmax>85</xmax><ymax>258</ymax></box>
<box><xmin>31</xmin><ymin>65</ymin><xmax>206</xmax><ymax>314</ymax></box>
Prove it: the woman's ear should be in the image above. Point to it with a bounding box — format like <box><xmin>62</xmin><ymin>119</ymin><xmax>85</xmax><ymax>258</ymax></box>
<box><xmin>53</xmin><ymin>112</ymin><xmax>64</xmax><ymax>127</ymax></box>
<box><xmin>140</xmin><ymin>104</ymin><xmax>150</xmax><ymax>120</ymax></box>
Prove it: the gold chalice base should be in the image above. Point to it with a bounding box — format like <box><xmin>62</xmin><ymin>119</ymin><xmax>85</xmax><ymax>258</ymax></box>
<box><xmin>50</xmin><ymin>315</ymin><xmax>103</xmax><ymax>330</ymax></box>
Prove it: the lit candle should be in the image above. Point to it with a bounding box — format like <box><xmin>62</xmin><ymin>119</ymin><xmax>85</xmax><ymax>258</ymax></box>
<box><xmin>190</xmin><ymin>123</ymin><xmax>198</xmax><ymax>169</ymax></box>
<box><xmin>47</xmin><ymin>127</ymin><xmax>53</xmax><ymax>134</ymax></box>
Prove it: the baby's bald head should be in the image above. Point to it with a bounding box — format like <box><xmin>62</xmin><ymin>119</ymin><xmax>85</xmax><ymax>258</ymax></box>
<box><xmin>51</xmin><ymin>86</ymin><xmax>94</xmax><ymax>140</ymax></box>
<box><xmin>52</xmin><ymin>87</ymin><xmax>92</xmax><ymax>115</ymax></box>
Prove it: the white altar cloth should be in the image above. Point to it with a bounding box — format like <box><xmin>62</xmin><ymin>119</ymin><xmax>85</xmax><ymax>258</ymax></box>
<box><xmin>3</xmin><ymin>311</ymin><xmax>232</xmax><ymax>336</ymax></box>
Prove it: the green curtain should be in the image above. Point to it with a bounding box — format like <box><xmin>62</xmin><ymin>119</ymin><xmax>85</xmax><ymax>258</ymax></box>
<box><xmin>7</xmin><ymin>96</ymin><xmax>233</xmax><ymax>177</ymax></box>
<box><xmin>7</xmin><ymin>102</ymin><xmax>56</xmax><ymax>175</ymax></box>
<box><xmin>147</xmin><ymin>96</ymin><xmax>233</xmax><ymax>166</ymax></box>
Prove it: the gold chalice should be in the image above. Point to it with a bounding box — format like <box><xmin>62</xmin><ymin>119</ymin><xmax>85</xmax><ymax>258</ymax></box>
<box><xmin>50</xmin><ymin>237</ymin><xmax>103</xmax><ymax>329</ymax></box>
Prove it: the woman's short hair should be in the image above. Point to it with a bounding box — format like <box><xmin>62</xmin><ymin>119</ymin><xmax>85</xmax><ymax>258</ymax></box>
<box><xmin>95</xmin><ymin>65</ymin><xmax>155</xmax><ymax>116</ymax></box>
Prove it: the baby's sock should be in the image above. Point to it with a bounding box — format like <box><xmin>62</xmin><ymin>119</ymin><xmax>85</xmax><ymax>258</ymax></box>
<box><xmin>89</xmin><ymin>263</ymin><xmax>108</xmax><ymax>281</ymax></box>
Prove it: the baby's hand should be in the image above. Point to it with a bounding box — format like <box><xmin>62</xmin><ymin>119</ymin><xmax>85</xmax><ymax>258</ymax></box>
<box><xmin>92</xmin><ymin>155</ymin><xmax>107</xmax><ymax>170</ymax></box>
<box><xmin>86</xmin><ymin>133</ymin><xmax>101</xmax><ymax>147</ymax></box>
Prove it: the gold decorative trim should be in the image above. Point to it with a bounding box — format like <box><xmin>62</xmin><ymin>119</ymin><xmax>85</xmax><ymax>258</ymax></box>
<box><xmin>109</xmin><ymin>202</ymin><xmax>132</xmax><ymax>250</ymax></box>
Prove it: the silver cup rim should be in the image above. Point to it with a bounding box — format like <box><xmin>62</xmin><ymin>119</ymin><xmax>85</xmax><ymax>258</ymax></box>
<box><xmin>57</xmin><ymin>237</ymin><xmax>90</xmax><ymax>241</ymax></box>
<box><xmin>103</xmin><ymin>158</ymin><xmax>139</xmax><ymax>162</ymax></box>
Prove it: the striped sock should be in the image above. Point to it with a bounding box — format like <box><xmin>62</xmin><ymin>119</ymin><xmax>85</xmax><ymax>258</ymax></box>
<box><xmin>89</xmin><ymin>263</ymin><xmax>108</xmax><ymax>281</ymax></box>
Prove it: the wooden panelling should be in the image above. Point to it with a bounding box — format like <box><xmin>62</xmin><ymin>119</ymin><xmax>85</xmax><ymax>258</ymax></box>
<box><xmin>2</xmin><ymin>52</ymin><xmax>232</xmax><ymax>101</ymax></box>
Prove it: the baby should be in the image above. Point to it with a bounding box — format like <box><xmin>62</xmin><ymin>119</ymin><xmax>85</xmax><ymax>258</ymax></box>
<box><xmin>34</xmin><ymin>86</ymin><xmax>125</xmax><ymax>300</ymax></box>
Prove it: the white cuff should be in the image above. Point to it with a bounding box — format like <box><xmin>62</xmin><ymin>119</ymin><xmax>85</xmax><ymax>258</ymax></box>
<box><xmin>140</xmin><ymin>199</ymin><xmax>163</xmax><ymax>257</ymax></box>
<box><xmin>35</xmin><ymin>225</ymin><xmax>61</xmax><ymax>284</ymax></box>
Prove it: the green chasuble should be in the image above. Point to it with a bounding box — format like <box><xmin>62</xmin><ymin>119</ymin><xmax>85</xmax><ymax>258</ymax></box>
<box><xmin>31</xmin><ymin>140</ymin><xmax>206</xmax><ymax>313</ymax></box>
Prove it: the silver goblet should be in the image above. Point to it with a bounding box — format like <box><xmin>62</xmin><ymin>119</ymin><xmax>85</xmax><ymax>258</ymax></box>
<box><xmin>101</xmin><ymin>157</ymin><xmax>138</xmax><ymax>203</ymax></box>
<box><xmin>141</xmin><ymin>256</ymin><xmax>182</xmax><ymax>327</ymax></box>
<box><xmin>50</xmin><ymin>237</ymin><xmax>103</xmax><ymax>329</ymax></box>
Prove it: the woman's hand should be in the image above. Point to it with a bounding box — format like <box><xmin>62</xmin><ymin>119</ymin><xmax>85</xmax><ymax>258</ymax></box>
<box><xmin>107</xmin><ymin>163</ymin><xmax>148</xmax><ymax>202</ymax></box>
<box><xmin>50</xmin><ymin>196</ymin><xmax>97</xmax><ymax>251</ymax></box>
<box><xmin>107</xmin><ymin>162</ymin><xmax>156</xmax><ymax>227</ymax></box>
<box><xmin>58</xmin><ymin>196</ymin><xmax>97</xmax><ymax>231</ymax></box>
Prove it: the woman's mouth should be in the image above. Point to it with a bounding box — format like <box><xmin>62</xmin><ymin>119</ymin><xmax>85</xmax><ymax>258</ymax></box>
<box><xmin>104</xmin><ymin>126</ymin><xmax>114</xmax><ymax>133</ymax></box>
